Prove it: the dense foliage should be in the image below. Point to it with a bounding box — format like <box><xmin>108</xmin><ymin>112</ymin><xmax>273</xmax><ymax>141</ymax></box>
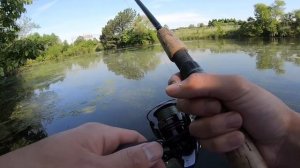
<box><xmin>25</xmin><ymin>34</ymin><xmax>100</xmax><ymax>62</ymax></box>
<box><xmin>100</xmin><ymin>8</ymin><xmax>157</xmax><ymax>49</ymax></box>
<box><xmin>0</xmin><ymin>0</ymin><xmax>33</xmax><ymax>76</ymax></box>
<box><xmin>238</xmin><ymin>0</ymin><xmax>300</xmax><ymax>37</ymax></box>
<box><xmin>0</xmin><ymin>1</ymin><xmax>103</xmax><ymax>77</ymax></box>
<box><xmin>174</xmin><ymin>0</ymin><xmax>300</xmax><ymax>40</ymax></box>
<box><xmin>208</xmin><ymin>19</ymin><xmax>243</xmax><ymax>27</ymax></box>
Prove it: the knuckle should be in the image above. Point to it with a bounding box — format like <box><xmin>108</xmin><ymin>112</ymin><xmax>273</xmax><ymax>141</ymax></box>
<box><xmin>231</xmin><ymin>75</ymin><xmax>251</xmax><ymax>93</ymax></box>
<box><xmin>128</xmin><ymin>130</ymin><xmax>141</xmax><ymax>136</ymax></box>
<box><xmin>206</xmin><ymin>139</ymin><xmax>222</xmax><ymax>152</ymax></box>
<box><xmin>185</xmin><ymin>74</ymin><xmax>200</xmax><ymax>90</ymax></box>
<box><xmin>80</xmin><ymin>122</ymin><xmax>103</xmax><ymax>130</ymax></box>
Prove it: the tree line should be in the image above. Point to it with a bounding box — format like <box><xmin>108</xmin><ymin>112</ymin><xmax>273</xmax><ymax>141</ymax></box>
<box><xmin>1</xmin><ymin>0</ymin><xmax>300</xmax><ymax>77</ymax></box>
<box><xmin>187</xmin><ymin>0</ymin><xmax>300</xmax><ymax>38</ymax></box>
<box><xmin>0</xmin><ymin>0</ymin><xmax>103</xmax><ymax>77</ymax></box>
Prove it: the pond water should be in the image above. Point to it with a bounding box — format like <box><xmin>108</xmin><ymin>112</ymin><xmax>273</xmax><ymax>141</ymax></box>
<box><xmin>1</xmin><ymin>39</ymin><xmax>300</xmax><ymax>167</ymax></box>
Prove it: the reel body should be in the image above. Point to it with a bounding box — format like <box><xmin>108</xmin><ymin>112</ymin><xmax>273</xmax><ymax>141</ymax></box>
<box><xmin>147</xmin><ymin>99</ymin><xmax>198</xmax><ymax>167</ymax></box>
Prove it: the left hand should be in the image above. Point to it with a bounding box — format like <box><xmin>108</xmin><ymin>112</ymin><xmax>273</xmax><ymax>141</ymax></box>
<box><xmin>0</xmin><ymin>123</ymin><xmax>165</xmax><ymax>168</ymax></box>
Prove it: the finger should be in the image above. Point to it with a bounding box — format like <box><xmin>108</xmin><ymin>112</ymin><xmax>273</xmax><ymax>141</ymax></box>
<box><xmin>101</xmin><ymin>128</ymin><xmax>146</xmax><ymax>155</ymax></box>
<box><xmin>151</xmin><ymin>159</ymin><xmax>166</xmax><ymax>168</ymax></box>
<box><xmin>177</xmin><ymin>98</ymin><xmax>222</xmax><ymax>116</ymax></box>
<box><xmin>76</xmin><ymin>123</ymin><xmax>146</xmax><ymax>155</ymax></box>
<box><xmin>190</xmin><ymin>112</ymin><xmax>243</xmax><ymax>139</ymax></box>
<box><xmin>166</xmin><ymin>73</ymin><xmax>252</xmax><ymax>101</ymax></box>
<box><xmin>168</xmin><ymin>73</ymin><xmax>182</xmax><ymax>85</ymax></box>
<box><xmin>102</xmin><ymin>142</ymin><xmax>163</xmax><ymax>168</ymax></box>
<box><xmin>200</xmin><ymin>131</ymin><xmax>245</xmax><ymax>153</ymax></box>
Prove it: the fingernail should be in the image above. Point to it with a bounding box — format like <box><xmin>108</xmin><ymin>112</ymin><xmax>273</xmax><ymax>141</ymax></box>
<box><xmin>168</xmin><ymin>80</ymin><xmax>177</xmax><ymax>85</ymax></box>
<box><xmin>228</xmin><ymin>134</ymin><xmax>244</xmax><ymax>149</ymax></box>
<box><xmin>166</xmin><ymin>83</ymin><xmax>182</xmax><ymax>93</ymax></box>
<box><xmin>142</xmin><ymin>142</ymin><xmax>163</xmax><ymax>162</ymax></box>
<box><xmin>226</xmin><ymin>113</ymin><xmax>242</xmax><ymax>128</ymax></box>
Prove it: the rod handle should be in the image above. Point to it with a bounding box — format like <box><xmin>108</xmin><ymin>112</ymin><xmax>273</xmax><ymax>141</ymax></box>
<box><xmin>157</xmin><ymin>28</ymin><xmax>203</xmax><ymax>78</ymax></box>
<box><xmin>157</xmin><ymin>28</ymin><xmax>187</xmax><ymax>60</ymax></box>
<box><xmin>226</xmin><ymin>133</ymin><xmax>268</xmax><ymax>168</ymax></box>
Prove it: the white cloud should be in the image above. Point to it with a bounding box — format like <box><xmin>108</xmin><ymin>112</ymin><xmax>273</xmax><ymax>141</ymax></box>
<box><xmin>157</xmin><ymin>12</ymin><xmax>209</xmax><ymax>28</ymax></box>
<box><xmin>38</xmin><ymin>0</ymin><xmax>59</xmax><ymax>12</ymax></box>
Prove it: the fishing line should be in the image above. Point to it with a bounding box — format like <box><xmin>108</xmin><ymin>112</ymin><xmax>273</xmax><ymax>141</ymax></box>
<box><xmin>121</xmin><ymin>0</ymin><xmax>176</xmax><ymax>102</ymax></box>
<box><xmin>121</xmin><ymin>0</ymin><xmax>175</xmax><ymax>76</ymax></box>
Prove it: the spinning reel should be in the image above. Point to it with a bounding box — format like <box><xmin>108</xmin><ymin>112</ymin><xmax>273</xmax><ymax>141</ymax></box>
<box><xmin>147</xmin><ymin>99</ymin><xmax>198</xmax><ymax>168</ymax></box>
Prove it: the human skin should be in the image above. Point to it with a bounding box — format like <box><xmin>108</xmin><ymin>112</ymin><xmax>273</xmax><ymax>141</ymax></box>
<box><xmin>166</xmin><ymin>73</ymin><xmax>300</xmax><ymax>168</ymax></box>
<box><xmin>0</xmin><ymin>123</ymin><xmax>165</xmax><ymax>168</ymax></box>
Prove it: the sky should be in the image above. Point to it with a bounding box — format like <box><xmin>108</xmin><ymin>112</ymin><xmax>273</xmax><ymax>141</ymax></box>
<box><xmin>25</xmin><ymin>0</ymin><xmax>300</xmax><ymax>43</ymax></box>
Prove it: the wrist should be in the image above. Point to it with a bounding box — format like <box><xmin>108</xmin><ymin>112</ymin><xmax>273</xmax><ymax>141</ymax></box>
<box><xmin>0</xmin><ymin>143</ymin><xmax>43</xmax><ymax>168</ymax></box>
<box><xmin>287</xmin><ymin>111</ymin><xmax>300</xmax><ymax>149</ymax></box>
<box><xmin>279</xmin><ymin>111</ymin><xmax>300</xmax><ymax>167</ymax></box>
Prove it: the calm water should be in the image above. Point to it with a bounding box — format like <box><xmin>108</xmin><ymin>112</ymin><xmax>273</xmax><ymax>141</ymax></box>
<box><xmin>1</xmin><ymin>39</ymin><xmax>300</xmax><ymax>166</ymax></box>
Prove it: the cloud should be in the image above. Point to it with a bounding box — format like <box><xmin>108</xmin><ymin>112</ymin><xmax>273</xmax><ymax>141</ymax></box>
<box><xmin>38</xmin><ymin>0</ymin><xmax>58</xmax><ymax>12</ymax></box>
<box><xmin>156</xmin><ymin>12</ymin><xmax>209</xmax><ymax>28</ymax></box>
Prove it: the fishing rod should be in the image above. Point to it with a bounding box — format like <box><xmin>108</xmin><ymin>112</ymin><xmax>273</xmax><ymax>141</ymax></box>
<box><xmin>134</xmin><ymin>0</ymin><xmax>268</xmax><ymax>168</ymax></box>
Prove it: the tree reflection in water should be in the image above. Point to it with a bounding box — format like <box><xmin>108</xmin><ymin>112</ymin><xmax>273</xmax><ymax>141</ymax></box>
<box><xmin>103</xmin><ymin>47</ymin><xmax>161</xmax><ymax>80</ymax></box>
<box><xmin>186</xmin><ymin>39</ymin><xmax>300</xmax><ymax>74</ymax></box>
<box><xmin>0</xmin><ymin>54</ymin><xmax>101</xmax><ymax>155</ymax></box>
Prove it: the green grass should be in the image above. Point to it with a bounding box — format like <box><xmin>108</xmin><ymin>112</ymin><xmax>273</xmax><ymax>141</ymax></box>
<box><xmin>173</xmin><ymin>25</ymin><xmax>240</xmax><ymax>40</ymax></box>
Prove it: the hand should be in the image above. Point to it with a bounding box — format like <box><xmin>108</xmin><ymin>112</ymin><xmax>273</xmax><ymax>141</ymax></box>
<box><xmin>0</xmin><ymin>123</ymin><xmax>165</xmax><ymax>168</ymax></box>
<box><xmin>166</xmin><ymin>73</ymin><xmax>300</xmax><ymax>168</ymax></box>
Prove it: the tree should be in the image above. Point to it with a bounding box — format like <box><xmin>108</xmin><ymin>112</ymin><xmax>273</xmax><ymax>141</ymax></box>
<box><xmin>188</xmin><ymin>24</ymin><xmax>195</xmax><ymax>28</ymax></box>
<box><xmin>0</xmin><ymin>0</ymin><xmax>32</xmax><ymax>45</ymax></box>
<box><xmin>100</xmin><ymin>8</ymin><xmax>137</xmax><ymax>49</ymax></box>
<box><xmin>295</xmin><ymin>10</ymin><xmax>300</xmax><ymax>35</ymax></box>
<box><xmin>197</xmin><ymin>23</ymin><xmax>205</xmax><ymax>28</ymax></box>
<box><xmin>252</xmin><ymin>0</ymin><xmax>286</xmax><ymax>37</ymax></box>
<box><xmin>74</xmin><ymin>36</ymin><xmax>85</xmax><ymax>45</ymax></box>
<box><xmin>120</xmin><ymin>15</ymin><xmax>156</xmax><ymax>46</ymax></box>
<box><xmin>17</xmin><ymin>16</ymin><xmax>40</xmax><ymax>38</ymax></box>
<box><xmin>239</xmin><ymin>17</ymin><xmax>263</xmax><ymax>37</ymax></box>
<box><xmin>0</xmin><ymin>0</ymin><xmax>33</xmax><ymax>76</ymax></box>
<box><xmin>100</xmin><ymin>8</ymin><xmax>156</xmax><ymax>49</ymax></box>
<box><xmin>271</xmin><ymin>0</ymin><xmax>286</xmax><ymax>20</ymax></box>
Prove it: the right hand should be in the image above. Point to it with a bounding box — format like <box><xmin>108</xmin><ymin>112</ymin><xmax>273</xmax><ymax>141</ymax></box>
<box><xmin>166</xmin><ymin>73</ymin><xmax>300</xmax><ymax>168</ymax></box>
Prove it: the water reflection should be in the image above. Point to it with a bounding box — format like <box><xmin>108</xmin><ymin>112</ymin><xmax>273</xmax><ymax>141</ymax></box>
<box><xmin>186</xmin><ymin>39</ymin><xmax>300</xmax><ymax>74</ymax></box>
<box><xmin>0</xmin><ymin>76</ymin><xmax>47</xmax><ymax>154</ymax></box>
<box><xmin>0</xmin><ymin>40</ymin><xmax>300</xmax><ymax>157</ymax></box>
<box><xmin>0</xmin><ymin>54</ymin><xmax>101</xmax><ymax>154</ymax></box>
<box><xmin>103</xmin><ymin>47</ymin><xmax>161</xmax><ymax>80</ymax></box>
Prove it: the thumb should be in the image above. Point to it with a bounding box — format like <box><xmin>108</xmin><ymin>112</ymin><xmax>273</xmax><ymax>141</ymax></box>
<box><xmin>102</xmin><ymin>142</ymin><xmax>163</xmax><ymax>168</ymax></box>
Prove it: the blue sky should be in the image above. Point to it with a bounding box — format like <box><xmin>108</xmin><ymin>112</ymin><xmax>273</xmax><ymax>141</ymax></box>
<box><xmin>25</xmin><ymin>0</ymin><xmax>300</xmax><ymax>42</ymax></box>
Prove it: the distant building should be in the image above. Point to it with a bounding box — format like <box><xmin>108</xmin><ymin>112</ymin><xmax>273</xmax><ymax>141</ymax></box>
<box><xmin>81</xmin><ymin>34</ymin><xmax>99</xmax><ymax>40</ymax></box>
<box><xmin>70</xmin><ymin>34</ymin><xmax>100</xmax><ymax>43</ymax></box>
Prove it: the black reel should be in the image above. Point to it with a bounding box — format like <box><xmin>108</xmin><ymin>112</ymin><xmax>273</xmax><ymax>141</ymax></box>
<box><xmin>147</xmin><ymin>99</ymin><xmax>198</xmax><ymax>166</ymax></box>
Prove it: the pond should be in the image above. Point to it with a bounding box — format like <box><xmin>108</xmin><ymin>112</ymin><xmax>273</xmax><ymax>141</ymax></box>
<box><xmin>1</xmin><ymin>39</ymin><xmax>300</xmax><ymax>167</ymax></box>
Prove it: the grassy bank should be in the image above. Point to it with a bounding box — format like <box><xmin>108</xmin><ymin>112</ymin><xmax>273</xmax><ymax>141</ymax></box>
<box><xmin>173</xmin><ymin>25</ymin><xmax>240</xmax><ymax>41</ymax></box>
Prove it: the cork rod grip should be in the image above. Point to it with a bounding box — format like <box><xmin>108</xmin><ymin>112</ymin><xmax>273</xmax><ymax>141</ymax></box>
<box><xmin>227</xmin><ymin>134</ymin><xmax>268</xmax><ymax>168</ymax></box>
<box><xmin>157</xmin><ymin>28</ymin><xmax>187</xmax><ymax>59</ymax></box>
